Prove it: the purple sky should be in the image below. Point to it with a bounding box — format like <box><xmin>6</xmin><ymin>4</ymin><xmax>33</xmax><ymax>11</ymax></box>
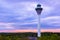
<box><xmin>0</xmin><ymin>0</ymin><xmax>60</xmax><ymax>30</ymax></box>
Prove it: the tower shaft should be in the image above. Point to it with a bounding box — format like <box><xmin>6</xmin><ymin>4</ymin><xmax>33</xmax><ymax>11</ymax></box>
<box><xmin>37</xmin><ymin>15</ymin><xmax>41</xmax><ymax>37</ymax></box>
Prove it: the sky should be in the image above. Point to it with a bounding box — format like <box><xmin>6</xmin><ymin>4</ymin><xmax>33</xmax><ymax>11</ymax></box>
<box><xmin>0</xmin><ymin>0</ymin><xmax>60</xmax><ymax>32</ymax></box>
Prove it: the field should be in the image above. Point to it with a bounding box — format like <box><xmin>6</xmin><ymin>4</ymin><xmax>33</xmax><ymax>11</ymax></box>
<box><xmin>38</xmin><ymin>32</ymin><xmax>60</xmax><ymax>40</ymax></box>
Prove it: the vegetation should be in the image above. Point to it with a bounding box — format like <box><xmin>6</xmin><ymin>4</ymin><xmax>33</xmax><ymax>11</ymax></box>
<box><xmin>0</xmin><ymin>32</ymin><xmax>37</xmax><ymax>40</ymax></box>
<box><xmin>0</xmin><ymin>32</ymin><xmax>60</xmax><ymax>40</ymax></box>
<box><xmin>38</xmin><ymin>32</ymin><xmax>60</xmax><ymax>40</ymax></box>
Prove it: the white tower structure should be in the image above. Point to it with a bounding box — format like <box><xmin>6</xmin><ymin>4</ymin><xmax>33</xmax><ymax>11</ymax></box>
<box><xmin>35</xmin><ymin>4</ymin><xmax>43</xmax><ymax>37</ymax></box>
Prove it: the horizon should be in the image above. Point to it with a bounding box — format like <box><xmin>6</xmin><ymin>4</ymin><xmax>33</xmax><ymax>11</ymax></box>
<box><xmin>0</xmin><ymin>29</ymin><xmax>60</xmax><ymax>33</ymax></box>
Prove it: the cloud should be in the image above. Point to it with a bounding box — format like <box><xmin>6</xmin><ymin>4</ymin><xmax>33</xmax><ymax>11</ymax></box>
<box><xmin>0</xmin><ymin>22</ymin><xmax>15</xmax><ymax>30</ymax></box>
<box><xmin>11</xmin><ymin>16</ymin><xmax>60</xmax><ymax>29</ymax></box>
<box><xmin>0</xmin><ymin>0</ymin><xmax>60</xmax><ymax>31</ymax></box>
<box><xmin>0</xmin><ymin>0</ymin><xmax>53</xmax><ymax>17</ymax></box>
<box><xmin>41</xmin><ymin>16</ymin><xmax>60</xmax><ymax>29</ymax></box>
